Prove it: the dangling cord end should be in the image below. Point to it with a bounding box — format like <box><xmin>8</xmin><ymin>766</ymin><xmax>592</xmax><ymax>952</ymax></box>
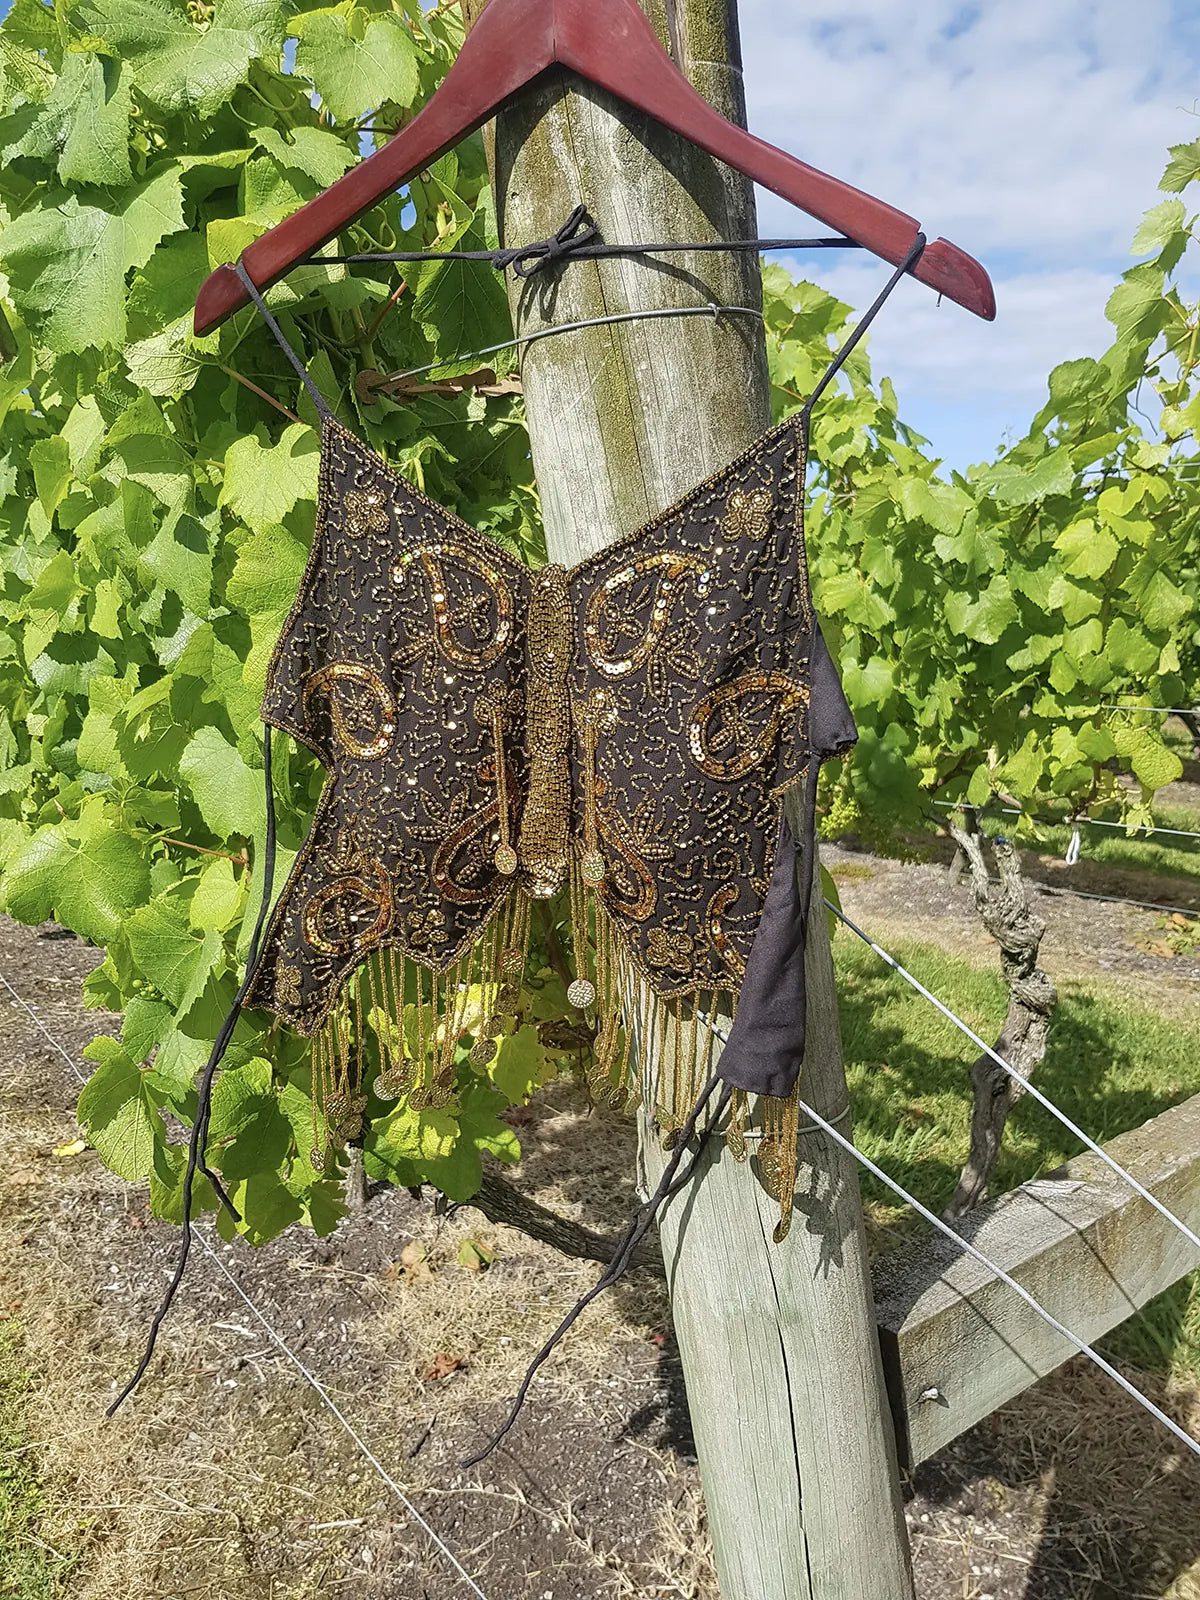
<box><xmin>460</xmin><ymin>1072</ymin><xmax>732</xmax><ymax>1469</ymax></box>
<box><xmin>107</xmin><ymin>728</ymin><xmax>278</xmax><ymax>1416</ymax></box>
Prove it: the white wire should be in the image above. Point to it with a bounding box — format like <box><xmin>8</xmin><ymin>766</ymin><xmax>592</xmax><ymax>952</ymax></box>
<box><xmin>824</xmin><ymin>901</ymin><xmax>1200</xmax><ymax>1256</ymax></box>
<box><xmin>934</xmin><ymin>798</ymin><xmax>1200</xmax><ymax>844</ymax></box>
<box><xmin>792</xmin><ymin>1094</ymin><xmax>1200</xmax><ymax>1463</ymax></box>
<box><xmin>0</xmin><ymin>968</ymin><xmax>493</xmax><ymax>1600</ymax></box>
<box><xmin>696</xmin><ymin>999</ymin><xmax>1200</xmax><ymax>1461</ymax></box>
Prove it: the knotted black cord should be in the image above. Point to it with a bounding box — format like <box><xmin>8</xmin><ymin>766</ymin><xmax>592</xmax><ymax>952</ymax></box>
<box><xmin>461</xmin><ymin>1072</ymin><xmax>733</xmax><ymax>1469</ymax></box>
<box><xmin>317</xmin><ymin>202</ymin><xmax>866</xmax><ymax>276</ymax></box>
<box><xmin>108</xmin><ymin>727</ymin><xmax>279</xmax><ymax>1417</ymax></box>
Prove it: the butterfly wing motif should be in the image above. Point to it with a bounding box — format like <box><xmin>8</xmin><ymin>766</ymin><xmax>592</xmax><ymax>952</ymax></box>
<box><xmin>244</xmin><ymin>421</ymin><xmax>531</xmax><ymax>1034</ymax></box>
<box><xmin>568</xmin><ymin>413</ymin><xmax>823</xmax><ymax>998</ymax></box>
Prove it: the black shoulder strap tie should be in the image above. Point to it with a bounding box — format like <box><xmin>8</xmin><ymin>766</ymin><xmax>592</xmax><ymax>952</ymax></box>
<box><xmin>106</xmin><ymin>727</ymin><xmax>280</xmax><ymax>1418</ymax></box>
<box><xmin>460</xmin><ymin>1070</ymin><xmax>732</xmax><ymax>1469</ymax></box>
<box><xmin>491</xmin><ymin>203</ymin><xmax>602</xmax><ymax>278</ymax></box>
<box><xmin>233</xmin><ymin>259</ymin><xmax>334</xmax><ymax>423</ymax></box>
<box><xmin>801</xmin><ymin>231</ymin><xmax>926</xmax><ymax>428</ymax></box>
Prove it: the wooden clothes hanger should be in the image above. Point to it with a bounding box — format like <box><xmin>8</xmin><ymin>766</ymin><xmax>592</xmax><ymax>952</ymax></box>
<box><xmin>194</xmin><ymin>0</ymin><xmax>995</xmax><ymax>334</ymax></box>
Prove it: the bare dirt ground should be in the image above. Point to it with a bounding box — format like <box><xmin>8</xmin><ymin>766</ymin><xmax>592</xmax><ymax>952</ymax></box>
<box><xmin>2</xmin><ymin>842</ymin><xmax>1199</xmax><ymax>1599</ymax></box>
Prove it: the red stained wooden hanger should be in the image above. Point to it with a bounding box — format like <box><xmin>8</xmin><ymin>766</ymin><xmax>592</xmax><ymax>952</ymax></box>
<box><xmin>194</xmin><ymin>0</ymin><xmax>995</xmax><ymax>334</ymax></box>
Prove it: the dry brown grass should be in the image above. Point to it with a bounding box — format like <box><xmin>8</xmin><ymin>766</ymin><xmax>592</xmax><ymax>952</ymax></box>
<box><xmin>360</xmin><ymin>1091</ymin><xmax>668</xmax><ymax>1422</ymax></box>
<box><xmin>5</xmin><ymin>916</ymin><xmax>1200</xmax><ymax>1599</ymax></box>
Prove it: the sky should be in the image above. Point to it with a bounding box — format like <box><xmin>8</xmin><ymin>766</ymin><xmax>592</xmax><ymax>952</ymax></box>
<box><xmin>736</xmin><ymin>0</ymin><xmax>1200</xmax><ymax>468</ymax></box>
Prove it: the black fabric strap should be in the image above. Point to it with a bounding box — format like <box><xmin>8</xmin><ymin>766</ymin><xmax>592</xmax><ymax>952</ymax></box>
<box><xmin>107</xmin><ymin>727</ymin><xmax>280</xmax><ymax>1417</ymax></box>
<box><xmin>233</xmin><ymin>259</ymin><xmax>334</xmax><ymax>422</ymax></box>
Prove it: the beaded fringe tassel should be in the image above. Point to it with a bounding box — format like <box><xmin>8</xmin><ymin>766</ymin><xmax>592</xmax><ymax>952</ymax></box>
<box><xmin>565</xmin><ymin>852</ymin><xmax>801</xmax><ymax>1242</ymax></box>
<box><xmin>308</xmin><ymin>888</ymin><xmax>532</xmax><ymax>1174</ymax></box>
<box><xmin>308</xmin><ymin>865</ymin><xmax>799</xmax><ymax>1239</ymax></box>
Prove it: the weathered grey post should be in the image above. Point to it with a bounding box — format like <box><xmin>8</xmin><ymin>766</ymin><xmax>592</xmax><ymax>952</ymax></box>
<box><xmin>462</xmin><ymin>3</ymin><xmax>914</xmax><ymax>1594</ymax></box>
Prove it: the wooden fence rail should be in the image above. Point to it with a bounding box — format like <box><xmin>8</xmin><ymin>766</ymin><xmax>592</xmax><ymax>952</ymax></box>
<box><xmin>877</xmin><ymin>1091</ymin><xmax>1200</xmax><ymax>1467</ymax></box>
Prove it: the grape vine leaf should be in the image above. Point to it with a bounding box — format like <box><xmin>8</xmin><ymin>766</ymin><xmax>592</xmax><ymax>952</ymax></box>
<box><xmin>0</xmin><ymin>166</ymin><xmax>185</xmax><ymax>351</ymax></box>
<box><xmin>1160</xmin><ymin>138</ymin><xmax>1200</xmax><ymax>194</ymax></box>
<box><xmin>179</xmin><ymin>725</ymin><xmax>267</xmax><ymax>840</ymax></box>
<box><xmin>125</xmin><ymin>895</ymin><xmax>224</xmax><ymax>1014</ymax></box>
<box><xmin>250</xmin><ymin>124</ymin><xmax>357</xmax><ymax>187</ymax></box>
<box><xmin>2</xmin><ymin>802</ymin><xmax>150</xmax><ymax>945</ymax></box>
<box><xmin>293</xmin><ymin>5</ymin><xmax>420</xmax><ymax>122</ymax></box>
<box><xmin>77</xmin><ymin>1036</ymin><xmax>163</xmax><ymax>1182</ymax></box>
<box><xmin>17</xmin><ymin>51</ymin><xmax>133</xmax><ymax>186</ymax></box>
<box><xmin>81</xmin><ymin>0</ymin><xmax>288</xmax><ymax>117</ymax></box>
<box><xmin>221</xmin><ymin>424</ymin><xmax>320</xmax><ymax>531</ymax></box>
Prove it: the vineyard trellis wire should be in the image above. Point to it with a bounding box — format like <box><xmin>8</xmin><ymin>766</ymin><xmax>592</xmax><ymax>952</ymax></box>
<box><xmin>0</xmin><ymin>966</ymin><xmax>496</xmax><ymax>1600</ymax></box>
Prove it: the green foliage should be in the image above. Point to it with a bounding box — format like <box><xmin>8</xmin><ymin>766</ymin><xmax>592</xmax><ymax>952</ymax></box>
<box><xmin>838</xmin><ymin>934</ymin><xmax>1200</xmax><ymax>1378</ymax></box>
<box><xmin>0</xmin><ymin>0</ymin><xmax>543</xmax><ymax>1244</ymax></box>
<box><xmin>763</xmin><ymin>143</ymin><xmax>1200</xmax><ymax>846</ymax></box>
<box><xmin>0</xmin><ymin>0</ymin><xmax>1195</xmax><ymax>1249</ymax></box>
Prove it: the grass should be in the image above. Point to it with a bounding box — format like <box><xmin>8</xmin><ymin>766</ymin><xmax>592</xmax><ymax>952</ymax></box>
<box><xmin>0</xmin><ymin>1320</ymin><xmax>74</xmax><ymax>1599</ymax></box>
<box><xmin>833</xmin><ymin>933</ymin><xmax>1200</xmax><ymax>1381</ymax></box>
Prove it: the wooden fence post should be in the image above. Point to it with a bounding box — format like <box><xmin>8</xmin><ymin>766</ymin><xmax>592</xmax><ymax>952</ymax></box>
<box><xmin>461</xmin><ymin>3</ymin><xmax>914</xmax><ymax>1594</ymax></box>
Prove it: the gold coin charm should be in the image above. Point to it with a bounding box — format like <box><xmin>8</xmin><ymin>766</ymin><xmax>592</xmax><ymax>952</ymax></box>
<box><xmin>494</xmin><ymin>843</ymin><xmax>518</xmax><ymax>875</ymax></box>
<box><xmin>580</xmin><ymin>850</ymin><xmax>606</xmax><ymax>887</ymax></box>
<box><xmin>500</xmin><ymin>946</ymin><xmax>524</xmax><ymax>975</ymax></box>
<box><xmin>469</xmin><ymin>1036</ymin><xmax>498</xmax><ymax>1068</ymax></box>
<box><xmin>567</xmin><ymin>977</ymin><xmax>596</xmax><ymax>1010</ymax></box>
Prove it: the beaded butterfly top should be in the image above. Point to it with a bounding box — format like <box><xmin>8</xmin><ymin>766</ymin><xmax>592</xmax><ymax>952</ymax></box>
<box><xmin>236</xmin><ymin>269</ymin><xmax>856</xmax><ymax>1240</ymax></box>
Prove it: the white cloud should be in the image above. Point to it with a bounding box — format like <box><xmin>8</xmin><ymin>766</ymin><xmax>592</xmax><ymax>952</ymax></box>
<box><xmin>735</xmin><ymin>0</ymin><xmax>1200</xmax><ymax>456</ymax></box>
<box><xmin>738</xmin><ymin>0</ymin><xmax>1198</xmax><ymax>262</ymax></box>
<box><xmin>806</xmin><ymin>260</ymin><xmax>1115</xmax><ymax>398</ymax></box>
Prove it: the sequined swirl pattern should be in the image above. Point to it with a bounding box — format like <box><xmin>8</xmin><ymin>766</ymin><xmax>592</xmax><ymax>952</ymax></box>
<box><xmin>246</xmin><ymin>410</ymin><xmax>848</xmax><ymax>1033</ymax></box>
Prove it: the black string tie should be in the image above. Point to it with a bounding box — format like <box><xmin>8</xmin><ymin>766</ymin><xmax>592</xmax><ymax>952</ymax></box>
<box><xmin>491</xmin><ymin>204</ymin><xmax>602</xmax><ymax>277</ymax></box>
<box><xmin>461</xmin><ymin>1070</ymin><xmax>733</xmax><ymax>1469</ymax></box>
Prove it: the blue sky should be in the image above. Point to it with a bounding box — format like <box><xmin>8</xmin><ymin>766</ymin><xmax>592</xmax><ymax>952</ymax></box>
<box><xmin>737</xmin><ymin>0</ymin><xmax>1200</xmax><ymax>468</ymax></box>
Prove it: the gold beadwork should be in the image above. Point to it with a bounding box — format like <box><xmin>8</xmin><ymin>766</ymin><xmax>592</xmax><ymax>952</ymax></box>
<box><xmin>275</xmin><ymin>964</ymin><xmax>302</xmax><ymax>1009</ymax></box>
<box><xmin>391</xmin><ymin>541</ymin><xmax>514</xmax><ymax>669</ymax></box>
<box><xmin>687</xmin><ymin>672</ymin><xmax>809</xmax><ymax>781</ymax></box>
<box><xmin>345</xmin><ymin>488</ymin><xmax>390</xmax><ymax>536</ymax></box>
<box><xmin>302</xmin><ymin>663</ymin><xmax>396</xmax><ymax>758</ymax></box>
<box><xmin>516</xmin><ymin>565</ymin><xmax>572</xmax><ymax>899</ymax></box>
<box><xmin>723</xmin><ymin>485</ymin><xmax>772</xmax><ymax>541</ymax></box>
<box><xmin>301</xmin><ymin>828</ymin><xmax>393</xmax><ymax>956</ymax></box>
<box><xmin>583</xmin><ymin>552</ymin><xmax>711</xmax><ymax>678</ymax></box>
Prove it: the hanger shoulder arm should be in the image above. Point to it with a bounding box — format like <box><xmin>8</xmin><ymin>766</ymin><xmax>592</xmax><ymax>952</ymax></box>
<box><xmin>557</xmin><ymin>0</ymin><xmax>994</xmax><ymax>319</ymax></box>
<box><xmin>194</xmin><ymin>0</ymin><xmax>554</xmax><ymax>334</ymax></box>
